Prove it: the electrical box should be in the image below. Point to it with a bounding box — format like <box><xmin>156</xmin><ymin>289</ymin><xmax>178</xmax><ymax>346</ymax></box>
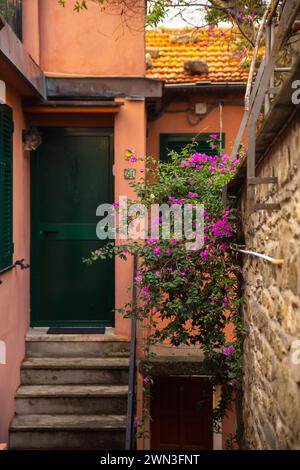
<box><xmin>195</xmin><ymin>102</ymin><xmax>207</xmax><ymax>115</ymax></box>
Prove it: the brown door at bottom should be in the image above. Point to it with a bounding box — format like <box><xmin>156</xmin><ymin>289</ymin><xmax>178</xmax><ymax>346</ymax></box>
<box><xmin>151</xmin><ymin>376</ymin><xmax>213</xmax><ymax>450</ymax></box>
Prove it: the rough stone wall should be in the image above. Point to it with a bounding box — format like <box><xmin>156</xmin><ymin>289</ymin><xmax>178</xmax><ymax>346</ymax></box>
<box><xmin>240</xmin><ymin>114</ymin><xmax>300</xmax><ymax>449</ymax></box>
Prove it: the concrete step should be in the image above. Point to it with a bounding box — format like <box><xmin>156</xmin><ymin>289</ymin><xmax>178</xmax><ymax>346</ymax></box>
<box><xmin>25</xmin><ymin>334</ymin><xmax>130</xmax><ymax>358</ymax></box>
<box><xmin>9</xmin><ymin>414</ymin><xmax>126</xmax><ymax>450</ymax></box>
<box><xmin>15</xmin><ymin>385</ymin><xmax>128</xmax><ymax>415</ymax></box>
<box><xmin>21</xmin><ymin>357</ymin><xmax>129</xmax><ymax>385</ymax></box>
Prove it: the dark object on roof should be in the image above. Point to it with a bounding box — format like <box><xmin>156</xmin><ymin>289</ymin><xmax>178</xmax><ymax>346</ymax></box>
<box><xmin>184</xmin><ymin>60</ymin><xmax>209</xmax><ymax>76</ymax></box>
<box><xmin>170</xmin><ymin>34</ymin><xmax>200</xmax><ymax>44</ymax></box>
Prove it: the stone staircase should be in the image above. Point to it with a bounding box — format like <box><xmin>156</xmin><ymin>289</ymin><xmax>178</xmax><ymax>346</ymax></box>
<box><xmin>9</xmin><ymin>331</ymin><xmax>130</xmax><ymax>450</ymax></box>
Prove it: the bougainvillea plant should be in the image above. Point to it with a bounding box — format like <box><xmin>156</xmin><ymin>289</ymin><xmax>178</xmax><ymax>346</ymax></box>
<box><xmin>85</xmin><ymin>136</ymin><xmax>244</xmax><ymax>434</ymax></box>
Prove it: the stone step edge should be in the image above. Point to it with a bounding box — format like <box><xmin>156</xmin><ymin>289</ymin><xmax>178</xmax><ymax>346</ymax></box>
<box><xmin>15</xmin><ymin>386</ymin><xmax>128</xmax><ymax>399</ymax></box>
<box><xmin>10</xmin><ymin>415</ymin><xmax>126</xmax><ymax>432</ymax></box>
<box><xmin>21</xmin><ymin>359</ymin><xmax>129</xmax><ymax>370</ymax></box>
<box><xmin>25</xmin><ymin>335</ymin><xmax>130</xmax><ymax>343</ymax></box>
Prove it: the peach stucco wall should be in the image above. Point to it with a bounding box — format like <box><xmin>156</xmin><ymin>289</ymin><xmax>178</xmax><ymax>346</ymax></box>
<box><xmin>0</xmin><ymin>87</ymin><xmax>30</xmax><ymax>443</ymax></box>
<box><xmin>0</xmin><ymin>97</ymin><xmax>146</xmax><ymax>441</ymax></box>
<box><xmin>147</xmin><ymin>101</ymin><xmax>245</xmax><ymax>159</ymax></box>
<box><xmin>22</xmin><ymin>0</ymin><xmax>145</xmax><ymax>76</ymax></box>
<box><xmin>22</xmin><ymin>0</ymin><xmax>40</xmax><ymax>65</ymax></box>
<box><xmin>114</xmin><ymin>98</ymin><xmax>146</xmax><ymax>337</ymax></box>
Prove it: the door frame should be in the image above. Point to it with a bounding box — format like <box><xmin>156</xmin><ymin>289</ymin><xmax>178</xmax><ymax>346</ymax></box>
<box><xmin>30</xmin><ymin>127</ymin><xmax>114</xmax><ymax>327</ymax></box>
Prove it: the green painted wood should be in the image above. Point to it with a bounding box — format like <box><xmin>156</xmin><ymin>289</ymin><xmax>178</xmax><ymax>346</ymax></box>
<box><xmin>0</xmin><ymin>104</ymin><xmax>14</xmax><ymax>272</ymax></box>
<box><xmin>38</xmin><ymin>223</ymin><xmax>101</xmax><ymax>241</ymax></box>
<box><xmin>30</xmin><ymin>128</ymin><xmax>114</xmax><ymax>326</ymax></box>
<box><xmin>160</xmin><ymin>133</ymin><xmax>225</xmax><ymax>162</ymax></box>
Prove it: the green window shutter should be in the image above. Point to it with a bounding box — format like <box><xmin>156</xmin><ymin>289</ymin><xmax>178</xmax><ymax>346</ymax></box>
<box><xmin>160</xmin><ymin>133</ymin><xmax>225</xmax><ymax>162</ymax></box>
<box><xmin>0</xmin><ymin>105</ymin><xmax>13</xmax><ymax>272</ymax></box>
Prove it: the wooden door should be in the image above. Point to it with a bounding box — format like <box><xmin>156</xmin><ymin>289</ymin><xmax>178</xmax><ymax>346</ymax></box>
<box><xmin>151</xmin><ymin>376</ymin><xmax>213</xmax><ymax>450</ymax></box>
<box><xmin>30</xmin><ymin>128</ymin><xmax>114</xmax><ymax>326</ymax></box>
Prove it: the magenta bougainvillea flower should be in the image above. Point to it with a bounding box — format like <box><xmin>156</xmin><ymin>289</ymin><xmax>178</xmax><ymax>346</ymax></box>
<box><xmin>147</xmin><ymin>237</ymin><xmax>158</xmax><ymax>245</ymax></box>
<box><xmin>200</xmin><ymin>250</ymin><xmax>209</xmax><ymax>259</ymax></box>
<box><xmin>223</xmin><ymin>345</ymin><xmax>235</xmax><ymax>356</ymax></box>
<box><xmin>153</xmin><ymin>246</ymin><xmax>160</xmax><ymax>257</ymax></box>
<box><xmin>141</xmin><ymin>286</ymin><xmax>149</xmax><ymax>295</ymax></box>
<box><xmin>188</xmin><ymin>191</ymin><xmax>198</xmax><ymax>198</ymax></box>
<box><xmin>135</xmin><ymin>273</ymin><xmax>142</xmax><ymax>284</ymax></box>
<box><xmin>134</xmin><ymin>417</ymin><xmax>142</xmax><ymax>427</ymax></box>
<box><xmin>212</xmin><ymin>219</ymin><xmax>233</xmax><ymax>237</ymax></box>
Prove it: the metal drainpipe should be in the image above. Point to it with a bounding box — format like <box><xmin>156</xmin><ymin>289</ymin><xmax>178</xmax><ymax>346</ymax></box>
<box><xmin>125</xmin><ymin>254</ymin><xmax>138</xmax><ymax>450</ymax></box>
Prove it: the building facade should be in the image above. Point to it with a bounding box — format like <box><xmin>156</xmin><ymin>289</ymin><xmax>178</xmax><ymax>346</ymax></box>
<box><xmin>0</xmin><ymin>0</ymin><xmax>246</xmax><ymax>449</ymax></box>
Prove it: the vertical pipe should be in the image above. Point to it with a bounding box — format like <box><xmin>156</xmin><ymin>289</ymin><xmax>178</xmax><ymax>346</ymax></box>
<box><xmin>219</xmin><ymin>101</ymin><xmax>223</xmax><ymax>146</ymax></box>
<box><xmin>269</xmin><ymin>21</ymin><xmax>275</xmax><ymax>101</ymax></box>
<box><xmin>264</xmin><ymin>24</ymin><xmax>271</xmax><ymax>115</ymax></box>
<box><xmin>125</xmin><ymin>254</ymin><xmax>138</xmax><ymax>450</ymax></box>
<box><xmin>247</xmin><ymin>116</ymin><xmax>256</xmax><ymax>211</ymax></box>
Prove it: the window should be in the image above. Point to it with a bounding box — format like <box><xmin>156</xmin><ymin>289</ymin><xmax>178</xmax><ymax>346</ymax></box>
<box><xmin>0</xmin><ymin>105</ymin><xmax>13</xmax><ymax>271</ymax></box>
<box><xmin>160</xmin><ymin>133</ymin><xmax>225</xmax><ymax>162</ymax></box>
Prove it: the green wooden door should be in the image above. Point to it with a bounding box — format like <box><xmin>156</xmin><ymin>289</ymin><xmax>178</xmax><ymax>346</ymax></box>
<box><xmin>31</xmin><ymin>128</ymin><xmax>114</xmax><ymax>326</ymax></box>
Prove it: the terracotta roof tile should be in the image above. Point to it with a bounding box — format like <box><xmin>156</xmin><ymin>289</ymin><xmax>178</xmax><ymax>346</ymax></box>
<box><xmin>146</xmin><ymin>28</ymin><xmax>251</xmax><ymax>84</ymax></box>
